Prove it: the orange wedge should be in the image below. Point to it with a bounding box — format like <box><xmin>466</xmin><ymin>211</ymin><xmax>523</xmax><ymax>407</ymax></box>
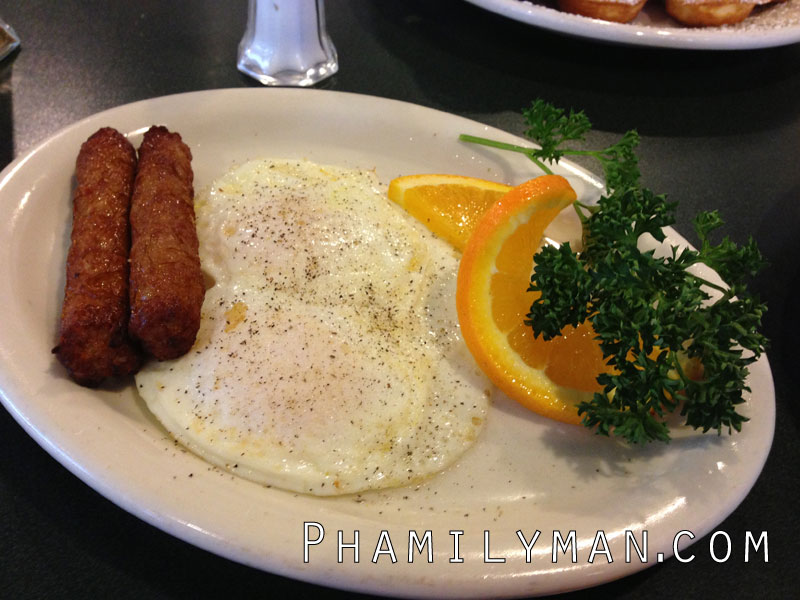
<box><xmin>456</xmin><ymin>175</ymin><xmax>609</xmax><ymax>425</ymax></box>
<box><xmin>387</xmin><ymin>174</ymin><xmax>512</xmax><ymax>251</ymax></box>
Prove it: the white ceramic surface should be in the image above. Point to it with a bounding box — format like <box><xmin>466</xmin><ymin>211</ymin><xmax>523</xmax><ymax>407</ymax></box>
<box><xmin>465</xmin><ymin>0</ymin><xmax>800</xmax><ymax>50</ymax></box>
<box><xmin>0</xmin><ymin>89</ymin><xmax>775</xmax><ymax>598</ymax></box>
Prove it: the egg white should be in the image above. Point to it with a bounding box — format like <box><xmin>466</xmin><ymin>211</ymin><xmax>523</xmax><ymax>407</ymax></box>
<box><xmin>135</xmin><ymin>159</ymin><xmax>490</xmax><ymax>496</ymax></box>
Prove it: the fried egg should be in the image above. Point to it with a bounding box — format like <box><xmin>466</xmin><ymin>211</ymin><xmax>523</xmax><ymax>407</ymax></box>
<box><xmin>135</xmin><ymin>159</ymin><xmax>490</xmax><ymax>495</ymax></box>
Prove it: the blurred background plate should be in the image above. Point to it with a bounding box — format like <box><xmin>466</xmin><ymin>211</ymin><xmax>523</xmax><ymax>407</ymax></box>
<box><xmin>464</xmin><ymin>0</ymin><xmax>800</xmax><ymax>49</ymax></box>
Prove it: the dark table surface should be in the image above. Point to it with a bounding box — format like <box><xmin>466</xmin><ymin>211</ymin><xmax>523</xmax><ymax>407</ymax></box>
<box><xmin>1</xmin><ymin>1</ymin><xmax>798</xmax><ymax>598</ymax></box>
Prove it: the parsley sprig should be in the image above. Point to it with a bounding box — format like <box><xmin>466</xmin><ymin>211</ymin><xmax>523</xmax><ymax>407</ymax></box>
<box><xmin>459</xmin><ymin>100</ymin><xmax>640</xmax><ymax>191</ymax></box>
<box><xmin>460</xmin><ymin>100</ymin><xmax>767</xmax><ymax>444</ymax></box>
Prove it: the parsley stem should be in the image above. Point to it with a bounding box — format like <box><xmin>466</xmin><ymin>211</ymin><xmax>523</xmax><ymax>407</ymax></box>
<box><xmin>559</xmin><ymin>149</ymin><xmax>597</xmax><ymax>157</ymax></box>
<box><xmin>458</xmin><ymin>134</ymin><xmax>553</xmax><ymax>175</ymax></box>
<box><xmin>573</xmin><ymin>199</ymin><xmax>596</xmax><ymax>223</ymax></box>
<box><xmin>668</xmin><ymin>350</ymin><xmax>690</xmax><ymax>385</ymax></box>
<box><xmin>686</xmin><ymin>272</ymin><xmax>728</xmax><ymax>295</ymax></box>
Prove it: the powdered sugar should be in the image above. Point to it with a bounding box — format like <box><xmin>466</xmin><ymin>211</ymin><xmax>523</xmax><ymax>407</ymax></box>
<box><xmin>543</xmin><ymin>0</ymin><xmax>800</xmax><ymax>30</ymax></box>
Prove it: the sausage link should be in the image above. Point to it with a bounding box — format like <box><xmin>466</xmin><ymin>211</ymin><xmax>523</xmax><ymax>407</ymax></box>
<box><xmin>128</xmin><ymin>126</ymin><xmax>204</xmax><ymax>360</ymax></box>
<box><xmin>54</xmin><ymin>127</ymin><xmax>143</xmax><ymax>385</ymax></box>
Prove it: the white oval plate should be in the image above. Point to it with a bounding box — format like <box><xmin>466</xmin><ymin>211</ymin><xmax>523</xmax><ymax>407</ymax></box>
<box><xmin>465</xmin><ymin>0</ymin><xmax>800</xmax><ymax>50</ymax></box>
<box><xmin>0</xmin><ymin>89</ymin><xmax>774</xmax><ymax>598</ymax></box>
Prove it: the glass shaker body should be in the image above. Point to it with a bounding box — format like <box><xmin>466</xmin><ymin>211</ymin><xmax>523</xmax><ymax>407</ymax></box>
<box><xmin>237</xmin><ymin>0</ymin><xmax>338</xmax><ymax>87</ymax></box>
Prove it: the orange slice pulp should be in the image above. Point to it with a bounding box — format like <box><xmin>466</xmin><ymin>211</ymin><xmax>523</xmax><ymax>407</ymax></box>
<box><xmin>387</xmin><ymin>174</ymin><xmax>512</xmax><ymax>251</ymax></box>
<box><xmin>455</xmin><ymin>175</ymin><xmax>610</xmax><ymax>425</ymax></box>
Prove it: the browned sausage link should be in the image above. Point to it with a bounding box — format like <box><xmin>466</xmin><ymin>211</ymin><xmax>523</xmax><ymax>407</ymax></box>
<box><xmin>53</xmin><ymin>127</ymin><xmax>143</xmax><ymax>386</ymax></box>
<box><xmin>128</xmin><ymin>126</ymin><xmax>204</xmax><ymax>360</ymax></box>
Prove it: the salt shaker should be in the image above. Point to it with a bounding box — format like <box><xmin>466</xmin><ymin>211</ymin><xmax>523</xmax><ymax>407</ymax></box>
<box><xmin>237</xmin><ymin>0</ymin><xmax>338</xmax><ymax>87</ymax></box>
<box><xmin>0</xmin><ymin>18</ymin><xmax>20</xmax><ymax>61</ymax></box>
